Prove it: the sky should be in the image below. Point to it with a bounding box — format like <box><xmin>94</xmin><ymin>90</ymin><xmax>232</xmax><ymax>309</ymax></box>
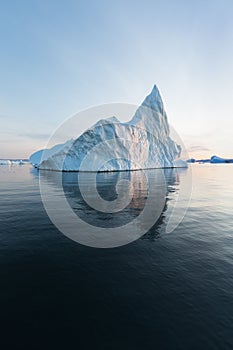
<box><xmin>0</xmin><ymin>0</ymin><xmax>233</xmax><ymax>159</ymax></box>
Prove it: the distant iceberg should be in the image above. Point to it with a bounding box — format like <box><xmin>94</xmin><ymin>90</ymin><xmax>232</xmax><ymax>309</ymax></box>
<box><xmin>186</xmin><ymin>155</ymin><xmax>233</xmax><ymax>164</ymax></box>
<box><xmin>30</xmin><ymin>85</ymin><xmax>187</xmax><ymax>172</ymax></box>
<box><xmin>0</xmin><ymin>159</ymin><xmax>27</xmax><ymax>165</ymax></box>
<box><xmin>210</xmin><ymin>155</ymin><xmax>233</xmax><ymax>163</ymax></box>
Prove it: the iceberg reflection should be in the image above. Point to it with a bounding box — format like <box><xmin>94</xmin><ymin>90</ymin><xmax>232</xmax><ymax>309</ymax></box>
<box><xmin>37</xmin><ymin>166</ymin><xmax>190</xmax><ymax>247</ymax></box>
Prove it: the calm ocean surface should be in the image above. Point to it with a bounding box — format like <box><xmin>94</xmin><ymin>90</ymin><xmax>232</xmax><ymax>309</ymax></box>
<box><xmin>0</xmin><ymin>164</ymin><xmax>233</xmax><ymax>349</ymax></box>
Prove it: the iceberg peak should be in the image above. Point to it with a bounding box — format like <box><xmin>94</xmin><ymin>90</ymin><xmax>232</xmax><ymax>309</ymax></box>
<box><xmin>151</xmin><ymin>84</ymin><xmax>160</xmax><ymax>97</ymax></box>
<box><xmin>131</xmin><ymin>84</ymin><xmax>168</xmax><ymax>136</ymax></box>
<box><xmin>141</xmin><ymin>84</ymin><xmax>165</xmax><ymax>115</ymax></box>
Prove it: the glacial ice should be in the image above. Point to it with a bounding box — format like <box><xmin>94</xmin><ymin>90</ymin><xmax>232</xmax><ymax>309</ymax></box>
<box><xmin>210</xmin><ymin>155</ymin><xmax>233</xmax><ymax>163</ymax></box>
<box><xmin>30</xmin><ymin>85</ymin><xmax>187</xmax><ymax>171</ymax></box>
<box><xmin>0</xmin><ymin>159</ymin><xmax>27</xmax><ymax>165</ymax></box>
<box><xmin>187</xmin><ymin>156</ymin><xmax>233</xmax><ymax>164</ymax></box>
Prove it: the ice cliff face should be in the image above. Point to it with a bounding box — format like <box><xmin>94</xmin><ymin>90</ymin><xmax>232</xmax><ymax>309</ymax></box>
<box><xmin>30</xmin><ymin>85</ymin><xmax>186</xmax><ymax>171</ymax></box>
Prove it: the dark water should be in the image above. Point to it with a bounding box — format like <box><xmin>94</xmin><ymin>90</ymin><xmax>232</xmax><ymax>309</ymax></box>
<box><xmin>0</xmin><ymin>164</ymin><xmax>233</xmax><ymax>349</ymax></box>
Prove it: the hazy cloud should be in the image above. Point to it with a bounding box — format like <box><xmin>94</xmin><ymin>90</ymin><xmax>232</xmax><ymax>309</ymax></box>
<box><xmin>18</xmin><ymin>132</ymin><xmax>51</xmax><ymax>140</ymax></box>
<box><xmin>187</xmin><ymin>145</ymin><xmax>211</xmax><ymax>152</ymax></box>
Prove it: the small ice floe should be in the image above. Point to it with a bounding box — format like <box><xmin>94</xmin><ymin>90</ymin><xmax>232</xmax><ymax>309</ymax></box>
<box><xmin>0</xmin><ymin>159</ymin><xmax>12</xmax><ymax>165</ymax></box>
<box><xmin>0</xmin><ymin>159</ymin><xmax>28</xmax><ymax>166</ymax></box>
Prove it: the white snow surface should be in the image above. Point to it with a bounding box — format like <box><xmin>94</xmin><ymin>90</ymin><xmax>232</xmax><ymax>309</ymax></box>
<box><xmin>30</xmin><ymin>85</ymin><xmax>187</xmax><ymax>171</ymax></box>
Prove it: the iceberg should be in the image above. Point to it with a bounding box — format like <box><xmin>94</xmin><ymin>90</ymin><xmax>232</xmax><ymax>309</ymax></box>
<box><xmin>210</xmin><ymin>155</ymin><xmax>233</xmax><ymax>164</ymax></box>
<box><xmin>0</xmin><ymin>160</ymin><xmax>12</xmax><ymax>165</ymax></box>
<box><xmin>0</xmin><ymin>159</ymin><xmax>27</xmax><ymax>165</ymax></box>
<box><xmin>30</xmin><ymin>85</ymin><xmax>187</xmax><ymax>171</ymax></box>
<box><xmin>186</xmin><ymin>155</ymin><xmax>233</xmax><ymax>164</ymax></box>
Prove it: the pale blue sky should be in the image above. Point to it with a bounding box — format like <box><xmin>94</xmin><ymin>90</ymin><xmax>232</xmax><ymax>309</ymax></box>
<box><xmin>1</xmin><ymin>0</ymin><xmax>233</xmax><ymax>158</ymax></box>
